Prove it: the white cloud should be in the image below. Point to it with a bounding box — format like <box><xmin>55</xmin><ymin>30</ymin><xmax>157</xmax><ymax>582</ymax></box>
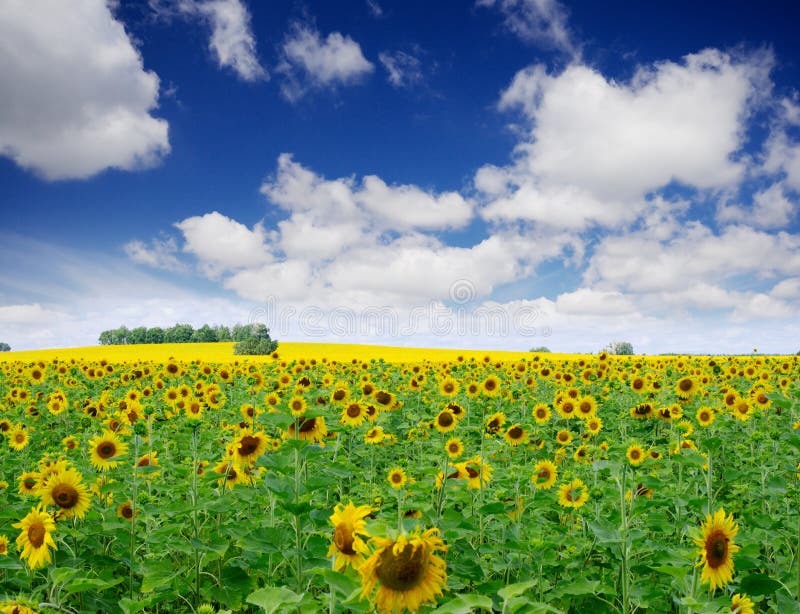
<box><xmin>194</xmin><ymin>0</ymin><xmax>267</xmax><ymax>81</ymax></box>
<box><xmin>555</xmin><ymin>288</ymin><xmax>636</xmax><ymax>316</ymax></box>
<box><xmin>175</xmin><ymin>212</ymin><xmax>272</xmax><ymax>277</ymax></box>
<box><xmin>379</xmin><ymin>50</ymin><xmax>424</xmax><ymax>88</ymax></box>
<box><xmin>763</xmin><ymin>98</ymin><xmax>800</xmax><ymax>190</ymax></box>
<box><xmin>0</xmin><ymin>0</ymin><xmax>170</xmax><ymax>180</ymax></box>
<box><xmin>366</xmin><ymin>0</ymin><xmax>383</xmax><ymax>18</ymax></box>
<box><xmin>494</xmin><ymin>49</ymin><xmax>772</xmax><ymax>201</ymax></box>
<box><xmin>124</xmin><ymin>236</ymin><xmax>187</xmax><ymax>272</ymax></box>
<box><xmin>477</xmin><ymin>0</ymin><xmax>577</xmax><ymax>57</ymax></box>
<box><xmin>278</xmin><ymin>24</ymin><xmax>373</xmax><ymax>101</ymax></box>
<box><xmin>717</xmin><ymin>182</ymin><xmax>796</xmax><ymax>229</ymax></box>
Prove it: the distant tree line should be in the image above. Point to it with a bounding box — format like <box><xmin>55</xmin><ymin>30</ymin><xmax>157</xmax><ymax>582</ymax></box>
<box><xmin>0</xmin><ymin>342</ymin><xmax>10</xmax><ymax>352</ymax></box>
<box><xmin>98</xmin><ymin>323</ymin><xmax>278</xmax><ymax>354</ymax></box>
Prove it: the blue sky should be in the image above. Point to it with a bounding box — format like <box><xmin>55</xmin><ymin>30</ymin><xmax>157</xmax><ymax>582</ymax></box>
<box><xmin>2</xmin><ymin>0</ymin><xmax>800</xmax><ymax>353</ymax></box>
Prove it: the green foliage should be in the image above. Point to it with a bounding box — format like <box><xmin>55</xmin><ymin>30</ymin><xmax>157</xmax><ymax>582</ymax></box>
<box><xmin>0</xmin><ymin>342</ymin><xmax>10</xmax><ymax>352</ymax></box>
<box><xmin>530</xmin><ymin>346</ymin><xmax>551</xmax><ymax>353</ymax></box>
<box><xmin>98</xmin><ymin>323</ymin><xmax>264</xmax><ymax>346</ymax></box>
<box><xmin>605</xmin><ymin>340</ymin><xmax>634</xmax><ymax>355</ymax></box>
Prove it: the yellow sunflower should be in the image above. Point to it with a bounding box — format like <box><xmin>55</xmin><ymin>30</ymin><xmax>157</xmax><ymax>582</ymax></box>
<box><xmin>459</xmin><ymin>455</ymin><xmax>492</xmax><ymax>490</ymax></box>
<box><xmin>531</xmin><ymin>460</ymin><xmax>557</xmax><ymax>490</ymax></box>
<box><xmin>484</xmin><ymin>412</ymin><xmax>506</xmax><ymax>435</ymax></box>
<box><xmin>327</xmin><ymin>501</ymin><xmax>372</xmax><ymax>571</ymax></box>
<box><xmin>584</xmin><ymin>416</ymin><xmax>603</xmax><ymax>436</ymax></box>
<box><xmin>365</xmin><ymin>426</ymin><xmax>385</xmax><ymax>445</ymax></box>
<box><xmin>532</xmin><ymin>403</ymin><xmax>551</xmax><ymax>424</ymax></box>
<box><xmin>18</xmin><ymin>472</ymin><xmax>40</xmax><ymax>496</ymax></box>
<box><xmin>341</xmin><ymin>402</ymin><xmax>367</xmax><ymax>427</ymax></box>
<box><xmin>626</xmin><ymin>444</ymin><xmax>645</xmax><ymax>466</ymax></box>
<box><xmin>503</xmin><ymin>424</ymin><xmax>527</xmax><ymax>447</ymax></box>
<box><xmin>38</xmin><ymin>467</ymin><xmax>92</xmax><ymax>520</ymax></box>
<box><xmin>387</xmin><ymin>467</ymin><xmax>408</xmax><ymax>490</ymax></box>
<box><xmin>696</xmin><ymin>406</ymin><xmax>716</xmax><ymax>427</ymax></box>
<box><xmin>117</xmin><ymin>501</ymin><xmax>136</xmax><ymax>521</ymax></box>
<box><xmin>359</xmin><ymin>528</ymin><xmax>447</xmax><ymax>614</ymax></box>
<box><xmin>434</xmin><ymin>409</ymin><xmax>457</xmax><ymax>434</ymax></box>
<box><xmin>481</xmin><ymin>375</ymin><xmax>501</xmax><ymax>396</ymax></box>
<box><xmin>439</xmin><ymin>377</ymin><xmax>458</xmax><ymax>397</ymax></box>
<box><xmin>0</xmin><ymin>534</ymin><xmax>8</xmax><ymax>556</ymax></box>
<box><xmin>287</xmin><ymin>416</ymin><xmax>327</xmax><ymax>443</ymax></box>
<box><xmin>13</xmin><ymin>505</ymin><xmax>57</xmax><ymax>570</ymax></box>
<box><xmin>88</xmin><ymin>430</ymin><xmax>129</xmax><ymax>470</ymax></box>
<box><xmin>232</xmin><ymin>429</ymin><xmax>268</xmax><ymax>465</ymax></box>
<box><xmin>694</xmin><ymin>508</ymin><xmax>740</xmax><ymax>591</ymax></box>
<box><xmin>288</xmin><ymin>396</ymin><xmax>307</xmax><ymax>417</ymax></box>
<box><xmin>7</xmin><ymin>426</ymin><xmax>29</xmax><ymax>451</ymax></box>
<box><xmin>730</xmin><ymin>593</ymin><xmax>754</xmax><ymax>614</ymax></box>
<box><xmin>444</xmin><ymin>437</ymin><xmax>464</xmax><ymax>459</ymax></box>
<box><xmin>557</xmin><ymin>479</ymin><xmax>589</xmax><ymax>509</ymax></box>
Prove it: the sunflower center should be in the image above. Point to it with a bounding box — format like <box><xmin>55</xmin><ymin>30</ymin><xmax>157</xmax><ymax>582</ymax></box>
<box><xmin>375</xmin><ymin>391</ymin><xmax>392</xmax><ymax>405</ymax></box>
<box><xmin>121</xmin><ymin>504</ymin><xmax>134</xmax><ymax>519</ymax></box>
<box><xmin>298</xmin><ymin>418</ymin><xmax>316</xmax><ymax>433</ymax></box>
<box><xmin>15</xmin><ymin>433</ymin><xmax>25</xmax><ymax>443</ymax></box>
<box><xmin>28</xmin><ymin>522</ymin><xmax>46</xmax><ymax>548</ymax></box>
<box><xmin>706</xmin><ymin>531</ymin><xmax>728</xmax><ymax>568</ymax></box>
<box><xmin>333</xmin><ymin>524</ymin><xmax>356</xmax><ymax>555</ymax></box>
<box><xmin>346</xmin><ymin>404</ymin><xmax>361</xmax><ymax>418</ymax></box>
<box><xmin>679</xmin><ymin>379</ymin><xmax>693</xmax><ymax>392</ymax></box>
<box><xmin>438</xmin><ymin>412</ymin><xmax>454</xmax><ymax>427</ymax></box>
<box><xmin>376</xmin><ymin>542</ymin><xmax>426</xmax><ymax>592</ymax></box>
<box><xmin>52</xmin><ymin>484</ymin><xmax>79</xmax><ymax>509</ymax></box>
<box><xmin>443</xmin><ymin>383</ymin><xmax>454</xmax><ymax>393</ymax></box>
<box><xmin>630</xmin><ymin>450</ymin><xmax>641</xmax><ymax>460</ymax></box>
<box><xmin>565</xmin><ymin>488</ymin><xmax>575</xmax><ymax>502</ymax></box>
<box><xmin>238</xmin><ymin>435</ymin><xmax>259</xmax><ymax>456</ymax></box>
<box><xmin>466</xmin><ymin>466</ymin><xmax>479</xmax><ymax>478</ymax></box>
<box><xmin>448</xmin><ymin>443</ymin><xmax>459</xmax><ymax>453</ymax></box>
<box><xmin>538</xmin><ymin>469</ymin><xmax>550</xmax><ymax>480</ymax></box>
<box><xmin>484</xmin><ymin>380</ymin><xmax>496</xmax><ymax>391</ymax></box>
<box><xmin>333</xmin><ymin>390</ymin><xmax>346</xmax><ymax>401</ymax></box>
<box><xmin>508</xmin><ymin>426</ymin><xmax>523</xmax><ymax>439</ymax></box>
<box><xmin>97</xmin><ymin>442</ymin><xmax>116</xmax><ymax>458</ymax></box>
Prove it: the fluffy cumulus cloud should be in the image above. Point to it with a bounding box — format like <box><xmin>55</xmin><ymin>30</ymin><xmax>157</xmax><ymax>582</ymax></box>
<box><xmin>277</xmin><ymin>23</ymin><xmax>373</xmax><ymax>101</ymax></box>
<box><xmin>124</xmin><ymin>236</ymin><xmax>187</xmax><ymax>273</ymax></box>
<box><xmin>0</xmin><ymin>0</ymin><xmax>170</xmax><ymax>180</ymax></box>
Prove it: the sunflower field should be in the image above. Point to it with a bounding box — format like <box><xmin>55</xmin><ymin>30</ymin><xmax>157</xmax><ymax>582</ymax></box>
<box><xmin>0</xmin><ymin>345</ymin><xmax>799</xmax><ymax>614</ymax></box>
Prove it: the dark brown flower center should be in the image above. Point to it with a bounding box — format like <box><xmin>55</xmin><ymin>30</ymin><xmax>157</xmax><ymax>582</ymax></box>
<box><xmin>333</xmin><ymin>524</ymin><xmax>356</xmax><ymax>555</ymax></box>
<box><xmin>333</xmin><ymin>390</ymin><xmax>346</xmax><ymax>401</ymax></box>
<box><xmin>28</xmin><ymin>522</ymin><xmax>46</xmax><ymax>548</ymax></box>
<box><xmin>52</xmin><ymin>484</ymin><xmax>78</xmax><ymax>508</ymax></box>
<box><xmin>484</xmin><ymin>379</ymin><xmax>497</xmax><ymax>391</ymax></box>
<box><xmin>679</xmin><ymin>379</ymin><xmax>693</xmax><ymax>392</ymax></box>
<box><xmin>443</xmin><ymin>383</ymin><xmax>454</xmax><ymax>393</ymax></box>
<box><xmin>346</xmin><ymin>404</ymin><xmax>362</xmax><ymax>418</ymax></box>
<box><xmin>238</xmin><ymin>435</ymin><xmax>259</xmax><ymax>456</ymax></box>
<box><xmin>375</xmin><ymin>391</ymin><xmax>392</xmax><ymax>405</ymax></box>
<box><xmin>121</xmin><ymin>504</ymin><xmax>134</xmax><ymax>519</ymax></box>
<box><xmin>376</xmin><ymin>542</ymin><xmax>426</xmax><ymax>591</ymax></box>
<box><xmin>706</xmin><ymin>531</ymin><xmax>728</xmax><ymax>568</ymax></box>
<box><xmin>97</xmin><ymin>442</ymin><xmax>116</xmax><ymax>459</ymax></box>
<box><xmin>538</xmin><ymin>469</ymin><xmax>551</xmax><ymax>480</ymax></box>
<box><xmin>437</xmin><ymin>412</ymin><xmax>454</xmax><ymax>428</ymax></box>
<box><xmin>508</xmin><ymin>426</ymin><xmax>523</xmax><ymax>439</ymax></box>
<box><xmin>298</xmin><ymin>417</ymin><xmax>316</xmax><ymax>433</ymax></box>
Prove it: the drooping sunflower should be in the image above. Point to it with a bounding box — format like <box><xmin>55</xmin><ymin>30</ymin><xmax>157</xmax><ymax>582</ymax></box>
<box><xmin>359</xmin><ymin>528</ymin><xmax>447</xmax><ymax>614</ymax></box>
<box><xmin>117</xmin><ymin>501</ymin><xmax>136</xmax><ymax>521</ymax></box>
<box><xmin>503</xmin><ymin>424</ymin><xmax>527</xmax><ymax>447</ymax></box>
<box><xmin>13</xmin><ymin>505</ymin><xmax>57</xmax><ymax>570</ymax></box>
<box><xmin>341</xmin><ymin>402</ymin><xmax>366</xmax><ymax>427</ymax></box>
<box><xmin>532</xmin><ymin>403</ymin><xmax>551</xmax><ymax>424</ymax></box>
<box><xmin>730</xmin><ymin>593</ymin><xmax>754</xmax><ymax>614</ymax></box>
<box><xmin>287</xmin><ymin>416</ymin><xmax>328</xmax><ymax>443</ymax></box>
<box><xmin>459</xmin><ymin>455</ymin><xmax>492</xmax><ymax>490</ymax></box>
<box><xmin>484</xmin><ymin>412</ymin><xmax>506</xmax><ymax>435</ymax></box>
<box><xmin>0</xmin><ymin>534</ymin><xmax>9</xmax><ymax>556</ymax></box>
<box><xmin>557</xmin><ymin>478</ymin><xmax>589</xmax><ymax>509</ymax></box>
<box><xmin>626</xmin><ymin>444</ymin><xmax>645</xmax><ymax>466</ymax></box>
<box><xmin>88</xmin><ymin>430</ymin><xmax>129</xmax><ymax>470</ymax></box>
<box><xmin>694</xmin><ymin>508</ymin><xmax>740</xmax><ymax>591</ymax></box>
<box><xmin>630</xmin><ymin>403</ymin><xmax>654</xmax><ymax>420</ymax></box>
<box><xmin>327</xmin><ymin>501</ymin><xmax>372</xmax><ymax>571</ymax></box>
<box><xmin>434</xmin><ymin>410</ymin><xmax>457</xmax><ymax>434</ymax></box>
<box><xmin>38</xmin><ymin>467</ymin><xmax>92</xmax><ymax>520</ymax></box>
<box><xmin>531</xmin><ymin>460</ymin><xmax>557</xmax><ymax>490</ymax></box>
<box><xmin>387</xmin><ymin>467</ymin><xmax>408</xmax><ymax>490</ymax></box>
<box><xmin>445</xmin><ymin>437</ymin><xmax>464</xmax><ymax>459</ymax></box>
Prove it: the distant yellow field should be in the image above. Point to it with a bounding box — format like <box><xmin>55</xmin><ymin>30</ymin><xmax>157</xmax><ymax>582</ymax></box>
<box><xmin>0</xmin><ymin>341</ymin><xmax>545</xmax><ymax>364</ymax></box>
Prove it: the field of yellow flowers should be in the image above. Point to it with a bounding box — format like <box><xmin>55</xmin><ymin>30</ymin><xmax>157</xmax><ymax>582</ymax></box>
<box><xmin>0</xmin><ymin>343</ymin><xmax>799</xmax><ymax>614</ymax></box>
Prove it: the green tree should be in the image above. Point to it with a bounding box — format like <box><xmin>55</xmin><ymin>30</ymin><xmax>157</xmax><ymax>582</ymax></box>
<box><xmin>0</xmin><ymin>342</ymin><xmax>10</xmax><ymax>352</ymax></box>
<box><xmin>530</xmin><ymin>346</ymin><xmax>551</xmax><ymax>353</ymax></box>
<box><xmin>145</xmin><ymin>327</ymin><xmax>165</xmax><ymax>344</ymax></box>
<box><xmin>605</xmin><ymin>341</ymin><xmax>634</xmax><ymax>355</ymax></box>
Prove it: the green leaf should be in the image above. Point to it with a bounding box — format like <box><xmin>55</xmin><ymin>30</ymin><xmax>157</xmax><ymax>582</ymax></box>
<box><xmin>431</xmin><ymin>593</ymin><xmax>494</xmax><ymax>613</ymax></box>
<box><xmin>558</xmin><ymin>577</ymin><xmax>601</xmax><ymax>596</ymax></box>
<box><xmin>738</xmin><ymin>573</ymin><xmax>782</xmax><ymax>596</ymax></box>
<box><xmin>498</xmin><ymin>578</ymin><xmax>538</xmax><ymax>602</ymax></box>
<box><xmin>65</xmin><ymin>576</ymin><xmax>124</xmax><ymax>594</ymax></box>
<box><xmin>246</xmin><ymin>586</ymin><xmax>304</xmax><ymax>613</ymax></box>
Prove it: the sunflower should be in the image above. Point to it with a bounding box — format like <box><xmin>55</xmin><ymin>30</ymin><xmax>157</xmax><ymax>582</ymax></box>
<box><xmin>434</xmin><ymin>410</ymin><xmax>457</xmax><ymax>434</ymax></box>
<box><xmin>445</xmin><ymin>437</ymin><xmax>464</xmax><ymax>459</ymax></box>
<box><xmin>694</xmin><ymin>508</ymin><xmax>740</xmax><ymax>591</ymax></box>
<box><xmin>374</xmin><ymin>390</ymin><xmax>395</xmax><ymax>407</ymax></box>
<box><xmin>117</xmin><ymin>501</ymin><xmax>136</xmax><ymax>521</ymax></box>
<box><xmin>459</xmin><ymin>455</ymin><xmax>492</xmax><ymax>489</ymax></box>
<box><xmin>359</xmin><ymin>528</ymin><xmax>447</xmax><ymax>614</ymax></box>
<box><xmin>481</xmin><ymin>375</ymin><xmax>501</xmax><ymax>397</ymax></box>
<box><xmin>136</xmin><ymin>451</ymin><xmax>161</xmax><ymax>476</ymax></box>
<box><xmin>365</xmin><ymin>426</ymin><xmax>385</xmax><ymax>445</ymax></box>
<box><xmin>532</xmin><ymin>403</ymin><xmax>551</xmax><ymax>424</ymax></box>
<box><xmin>387</xmin><ymin>467</ymin><xmax>408</xmax><ymax>490</ymax></box>
<box><xmin>730</xmin><ymin>593</ymin><xmax>754</xmax><ymax>614</ymax></box>
<box><xmin>38</xmin><ymin>467</ymin><xmax>91</xmax><ymax>520</ymax></box>
<box><xmin>675</xmin><ymin>376</ymin><xmax>697</xmax><ymax>400</ymax></box>
<box><xmin>61</xmin><ymin>435</ymin><xmax>78</xmax><ymax>451</ymax></box>
<box><xmin>696</xmin><ymin>406</ymin><xmax>716</xmax><ymax>427</ymax></box>
<box><xmin>88</xmin><ymin>430</ymin><xmax>128</xmax><ymax>470</ymax></box>
<box><xmin>287</xmin><ymin>416</ymin><xmax>328</xmax><ymax>443</ymax></box>
<box><xmin>573</xmin><ymin>444</ymin><xmax>592</xmax><ymax>464</ymax></box>
<box><xmin>557</xmin><ymin>479</ymin><xmax>589</xmax><ymax>509</ymax></box>
<box><xmin>531</xmin><ymin>460</ymin><xmax>557</xmax><ymax>490</ymax></box>
<box><xmin>213</xmin><ymin>460</ymin><xmax>247</xmax><ymax>490</ymax></box>
<box><xmin>7</xmin><ymin>426</ymin><xmax>29</xmax><ymax>451</ymax></box>
<box><xmin>232</xmin><ymin>429</ymin><xmax>268</xmax><ymax>465</ymax></box>
<box><xmin>18</xmin><ymin>472</ymin><xmax>40</xmax><ymax>496</ymax></box>
<box><xmin>484</xmin><ymin>412</ymin><xmax>506</xmax><ymax>435</ymax></box>
<box><xmin>630</xmin><ymin>403</ymin><xmax>653</xmax><ymax>420</ymax></box>
<box><xmin>584</xmin><ymin>416</ymin><xmax>603</xmax><ymax>436</ymax></box>
<box><xmin>626</xmin><ymin>444</ymin><xmax>645</xmax><ymax>466</ymax></box>
<box><xmin>732</xmin><ymin>399</ymin><xmax>753</xmax><ymax>422</ymax></box>
<box><xmin>13</xmin><ymin>505</ymin><xmax>57</xmax><ymax>570</ymax></box>
<box><xmin>330</xmin><ymin>385</ymin><xmax>350</xmax><ymax>405</ymax></box>
<box><xmin>503</xmin><ymin>424</ymin><xmax>527</xmax><ymax>447</ymax></box>
<box><xmin>327</xmin><ymin>501</ymin><xmax>372</xmax><ymax>571</ymax></box>
<box><xmin>341</xmin><ymin>402</ymin><xmax>366</xmax><ymax>427</ymax></box>
<box><xmin>556</xmin><ymin>429</ymin><xmax>573</xmax><ymax>446</ymax></box>
<box><xmin>439</xmin><ymin>377</ymin><xmax>458</xmax><ymax>397</ymax></box>
<box><xmin>288</xmin><ymin>396</ymin><xmax>307</xmax><ymax>417</ymax></box>
<box><xmin>0</xmin><ymin>534</ymin><xmax>8</xmax><ymax>556</ymax></box>
<box><xmin>576</xmin><ymin>396</ymin><xmax>597</xmax><ymax>418</ymax></box>
<box><xmin>556</xmin><ymin>399</ymin><xmax>576</xmax><ymax>420</ymax></box>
